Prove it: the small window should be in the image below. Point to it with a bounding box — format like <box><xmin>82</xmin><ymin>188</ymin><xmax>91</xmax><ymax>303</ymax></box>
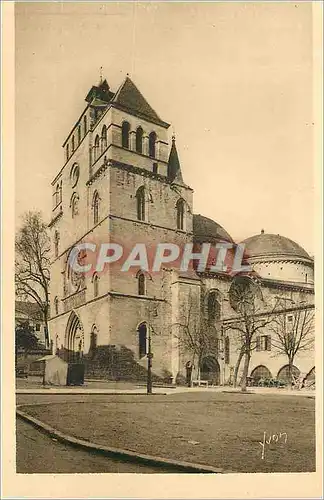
<box><xmin>35</xmin><ymin>324</ymin><xmax>40</xmax><ymax>332</ymax></box>
<box><xmin>136</xmin><ymin>186</ymin><xmax>145</xmax><ymax>221</ymax></box>
<box><xmin>72</xmin><ymin>135</ymin><xmax>75</xmax><ymax>152</ymax></box>
<box><xmin>138</xmin><ymin>323</ymin><xmax>147</xmax><ymax>359</ymax></box>
<box><xmin>259</xmin><ymin>335</ymin><xmax>271</xmax><ymax>351</ymax></box>
<box><xmin>153</xmin><ymin>163</ymin><xmax>158</xmax><ymax>174</ymax></box>
<box><xmin>122</xmin><ymin>121</ymin><xmax>130</xmax><ymax>149</ymax></box>
<box><xmin>78</xmin><ymin>125</ymin><xmax>81</xmax><ymax>145</ymax></box>
<box><xmin>138</xmin><ymin>272</ymin><xmax>146</xmax><ymax>296</ymax></box>
<box><xmin>93</xmin><ymin>191</ymin><xmax>100</xmax><ymax>225</ymax></box>
<box><xmin>93</xmin><ymin>273</ymin><xmax>99</xmax><ymax>297</ymax></box>
<box><xmin>83</xmin><ymin>115</ymin><xmax>87</xmax><ymax>136</ymax></box>
<box><xmin>71</xmin><ymin>193</ymin><xmax>79</xmax><ymax>218</ymax></box>
<box><xmin>66</xmin><ymin>144</ymin><xmax>69</xmax><ymax>161</ymax></box>
<box><xmin>94</xmin><ymin>135</ymin><xmax>100</xmax><ymax>163</ymax></box>
<box><xmin>55</xmin><ymin>184</ymin><xmax>60</xmax><ymax>206</ymax></box>
<box><xmin>287</xmin><ymin>315</ymin><xmax>294</xmax><ymax>323</ymax></box>
<box><xmin>54</xmin><ymin>230</ymin><xmax>60</xmax><ymax>258</ymax></box>
<box><xmin>176</xmin><ymin>199</ymin><xmax>185</xmax><ymax>230</ymax></box>
<box><xmin>54</xmin><ymin>297</ymin><xmax>59</xmax><ymax>315</ymax></box>
<box><xmin>101</xmin><ymin>125</ymin><xmax>107</xmax><ymax>152</ymax></box>
<box><xmin>136</xmin><ymin>127</ymin><xmax>143</xmax><ymax>154</ymax></box>
<box><xmin>207</xmin><ymin>291</ymin><xmax>221</xmax><ymax>323</ymax></box>
<box><xmin>149</xmin><ymin>132</ymin><xmax>157</xmax><ymax>158</ymax></box>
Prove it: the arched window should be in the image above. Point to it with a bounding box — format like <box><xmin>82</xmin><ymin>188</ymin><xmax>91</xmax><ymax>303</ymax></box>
<box><xmin>277</xmin><ymin>365</ymin><xmax>300</xmax><ymax>382</ymax></box>
<box><xmin>136</xmin><ymin>127</ymin><xmax>143</xmax><ymax>154</ymax></box>
<box><xmin>207</xmin><ymin>291</ymin><xmax>221</xmax><ymax>323</ymax></box>
<box><xmin>70</xmin><ymin>192</ymin><xmax>79</xmax><ymax>218</ymax></box>
<box><xmin>54</xmin><ymin>296</ymin><xmax>59</xmax><ymax>315</ymax></box>
<box><xmin>149</xmin><ymin>131</ymin><xmax>157</xmax><ymax>158</ymax></box>
<box><xmin>93</xmin><ymin>191</ymin><xmax>100</xmax><ymax>225</ymax></box>
<box><xmin>121</xmin><ymin>121</ymin><xmax>130</xmax><ymax>149</ymax></box>
<box><xmin>101</xmin><ymin>125</ymin><xmax>107</xmax><ymax>152</ymax></box>
<box><xmin>78</xmin><ymin>125</ymin><xmax>81</xmax><ymax>145</ymax></box>
<box><xmin>83</xmin><ymin>115</ymin><xmax>87</xmax><ymax>136</ymax></box>
<box><xmin>72</xmin><ymin>135</ymin><xmax>75</xmax><ymax>152</ymax></box>
<box><xmin>136</xmin><ymin>186</ymin><xmax>145</xmax><ymax>221</ymax></box>
<box><xmin>93</xmin><ymin>135</ymin><xmax>100</xmax><ymax>163</ymax></box>
<box><xmin>54</xmin><ymin>230</ymin><xmax>60</xmax><ymax>258</ymax></box>
<box><xmin>93</xmin><ymin>273</ymin><xmax>99</xmax><ymax>297</ymax></box>
<box><xmin>138</xmin><ymin>323</ymin><xmax>147</xmax><ymax>359</ymax></box>
<box><xmin>176</xmin><ymin>199</ymin><xmax>185</xmax><ymax>230</ymax></box>
<box><xmin>138</xmin><ymin>272</ymin><xmax>146</xmax><ymax>296</ymax></box>
<box><xmin>251</xmin><ymin>365</ymin><xmax>272</xmax><ymax>382</ymax></box>
<box><xmin>66</xmin><ymin>144</ymin><xmax>69</xmax><ymax>161</ymax></box>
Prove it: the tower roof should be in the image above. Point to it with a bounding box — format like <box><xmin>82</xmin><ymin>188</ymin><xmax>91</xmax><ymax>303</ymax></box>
<box><xmin>167</xmin><ymin>136</ymin><xmax>185</xmax><ymax>184</ymax></box>
<box><xmin>111</xmin><ymin>76</ymin><xmax>169</xmax><ymax>128</ymax></box>
<box><xmin>85</xmin><ymin>79</ymin><xmax>114</xmax><ymax>103</ymax></box>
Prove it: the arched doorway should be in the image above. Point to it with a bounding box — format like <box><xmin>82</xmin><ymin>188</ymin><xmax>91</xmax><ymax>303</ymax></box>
<box><xmin>65</xmin><ymin>310</ymin><xmax>84</xmax><ymax>363</ymax></box>
<box><xmin>250</xmin><ymin>365</ymin><xmax>272</xmax><ymax>383</ymax></box>
<box><xmin>200</xmin><ymin>356</ymin><xmax>220</xmax><ymax>385</ymax></box>
<box><xmin>277</xmin><ymin>364</ymin><xmax>300</xmax><ymax>383</ymax></box>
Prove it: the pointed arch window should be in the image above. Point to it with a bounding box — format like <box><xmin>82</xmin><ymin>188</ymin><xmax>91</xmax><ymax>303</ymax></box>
<box><xmin>138</xmin><ymin>323</ymin><xmax>147</xmax><ymax>359</ymax></box>
<box><xmin>54</xmin><ymin>296</ymin><xmax>59</xmax><ymax>316</ymax></box>
<box><xmin>176</xmin><ymin>198</ymin><xmax>185</xmax><ymax>230</ymax></box>
<box><xmin>207</xmin><ymin>291</ymin><xmax>221</xmax><ymax>323</ymax></box>
<box><xmin>54</xmin><ymin>230</ymin><xmax>60</xmax><ymax>258</ymax></box>
<box><xmin>136</xmin><ymin>127</ymin><xmax>143</xmax><ymax>154</ymax></box>
<box><xmin>93</xmin><ymin>191</ymin><xmax>100</xmax><ymax>225</ymax></box>
<box><xmin>101</xmin><ymin>125</ymin><xmax>107</xmax><ymax>152</ymax></box>
<box><xmin>149</xmin><ymin>132</ymin><xmax>157</xmax><ymax>158</ymax></box>
<box><xmin>70</xmin><ymin>192</ymin><xmax>79</xmax><ymax>218</ymax></box>
<box><xmin>93</xmin><ymin>135</ymin><xmax>100</xmax><ymax>163</ymax></box>
<box><xmin>92</xmin><ymin>273</ymin><xmax>99</xmax><ymax>298</ymax></box>
<box><xmin>136</xmin><ymin>186</ymin><xmax>145</xmax><ymax>221</ymax></box>
<box><xmin>138</xmin><ymin>272</ymin><xmax>146</xmax><ymax>296</ymax></box>
<box><xmin>122</xmin><ymin>121</ymin><xmax>130</xmax><ymax>149</ymax></box>
<box><xmin>83</xmin><ymin>115</ymin><xmax>87</xmax><ymax>136</ymax></box>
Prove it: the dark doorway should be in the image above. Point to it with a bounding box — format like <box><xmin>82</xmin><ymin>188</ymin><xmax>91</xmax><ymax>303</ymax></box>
<box><xmin>200</xmin><ymin>356</ymin><xmax>220</xmax><ymax>385</ymax></box>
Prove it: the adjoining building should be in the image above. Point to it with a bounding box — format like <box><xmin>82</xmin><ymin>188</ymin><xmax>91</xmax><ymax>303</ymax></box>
<box><xmin>48</xmin><ymin>76</ymin><xmax>314</xmax><ymax>385</ymax></box>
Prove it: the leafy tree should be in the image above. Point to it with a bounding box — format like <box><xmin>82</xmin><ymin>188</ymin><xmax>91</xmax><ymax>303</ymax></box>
<box><xmin>15</xmin><ymin>211</ymin><xmax>50</xmax><ymax>346</ymax></box>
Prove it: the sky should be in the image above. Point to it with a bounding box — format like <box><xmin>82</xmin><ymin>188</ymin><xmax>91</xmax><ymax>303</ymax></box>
<box><xmin>15</xmin><ymin>2</ymin><xmax>314</xmax><ymax>254</ymax></box>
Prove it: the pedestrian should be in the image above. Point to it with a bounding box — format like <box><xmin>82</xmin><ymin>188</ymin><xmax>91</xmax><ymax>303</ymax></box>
<box><xmin>186</xmin><ymin>360</ymin><xmax>193</xmax><ymax>387</ymax></box>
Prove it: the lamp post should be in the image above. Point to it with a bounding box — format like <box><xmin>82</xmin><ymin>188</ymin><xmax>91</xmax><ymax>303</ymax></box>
<box><xmin>147</xmin><ymin>325</ymin><xmax>153</xmax><ymax>394</ymax></box>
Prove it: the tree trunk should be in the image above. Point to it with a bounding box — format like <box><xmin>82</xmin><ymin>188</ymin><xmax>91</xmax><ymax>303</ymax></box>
<box><xmin>233</xmin><ymin>346</ymin><xmax>244</xmax><ymax>388</ymax></box>
<box><xmin>240</xmin><ymin>351</ymin><xmax>251</xmax><ymax>392</ymax></box>
<box><xmin>288</xmin><ymin>359</ymin><xmax>293</xmax><ymax>389</ymax></box>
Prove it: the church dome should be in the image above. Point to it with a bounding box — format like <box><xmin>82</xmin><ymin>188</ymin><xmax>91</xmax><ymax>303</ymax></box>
<box><xmin>242</xmin><ymin>232</ymin><xmax>311</xmax><ymax>261</ymax></box>
<box><xmin>193</xmin><ymin>214</ymin><xmax>233</xmax><ymax>244</ymax></box>
<box><xmin>241</xmin><ymin>231</ymin><xmax>314</xmax><ymax>285</ymax></box>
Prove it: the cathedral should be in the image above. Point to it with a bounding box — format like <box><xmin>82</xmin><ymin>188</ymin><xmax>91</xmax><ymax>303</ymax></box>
<box><xmin>48</xmin><ymin>75</ymin><xmax>315</xmax><ymax>386</ymax></box>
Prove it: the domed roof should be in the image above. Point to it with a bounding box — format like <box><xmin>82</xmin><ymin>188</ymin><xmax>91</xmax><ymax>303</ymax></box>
<box><xmin>193</xmin><ymin>214</ymin><xmax>233</xmax><ymax>243</ymax></box>
<box><xmin>242</xmin><ymin>232</ymin><xmax>311</xmax><ymax>261</ymax></box>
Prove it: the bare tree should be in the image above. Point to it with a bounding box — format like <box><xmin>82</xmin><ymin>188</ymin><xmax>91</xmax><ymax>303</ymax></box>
<box><xmin>15</xmin><ymin>211</ymin><xmax>51</xmax><ymax>347</ymax></box>
<box><xmin>174</xmin><ymin>290</ymin><xmax>219</xmax><ymax>383</ymax></box>
<box><xmin>229</xmin><ymin>276</ymin><xmax>279</xmax><ymax>392</ymax></box>
<box><xmin>269</xmin><ymin>300</ymin><xmax>315</xmax><ymax>388</ymax></box>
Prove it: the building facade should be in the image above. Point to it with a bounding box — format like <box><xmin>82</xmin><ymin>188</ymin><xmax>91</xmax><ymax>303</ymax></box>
<box><xmin>48</xmin><ymin>76</ymin><xmax>315</xmax><ymax>385</ymax></box>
